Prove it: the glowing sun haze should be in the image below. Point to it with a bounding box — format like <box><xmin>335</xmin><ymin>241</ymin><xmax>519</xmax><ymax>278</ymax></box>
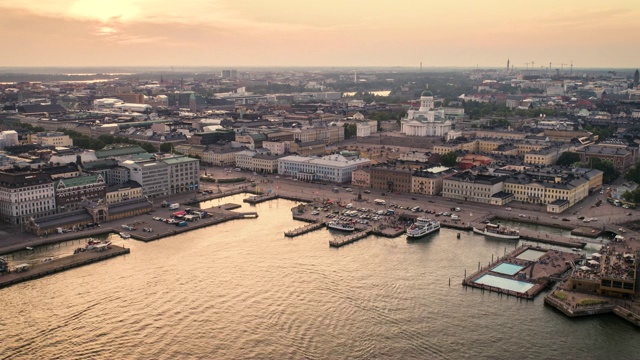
<box><xmin>0</xmin><ymin>0</ymin><xmax>638</xmax><ymax>68</ymax></box>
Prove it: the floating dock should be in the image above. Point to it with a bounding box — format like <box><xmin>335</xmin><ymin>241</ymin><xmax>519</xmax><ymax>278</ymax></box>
<box><xmin>0</xmin><ymin>245</ymin><xmax>130</xmax><ymax>289</ymax></box>
<box><xmin>329</xmin><ymin>230</ymin><xmax>372</xmax><ymax>248</ymax></box>
<box><xmin>462</xmin><ymin>245</ymin><xmax>582</xmax><ymax>299</ymax></box>
<box><xmin>285</xmin><ymin>222</ymin><xmax>324</xmax><ymax>237</ymax></box>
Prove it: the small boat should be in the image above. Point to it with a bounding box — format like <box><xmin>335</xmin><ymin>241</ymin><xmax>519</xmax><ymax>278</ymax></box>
<box><xmin>326</xmin><ymin>221</ymin><xmax>355</xmax><ymax>232</ymax></box>
<box><xmin>473</xmin><ymin>223</ymin><xmax>520</xmax><ymax>240</ymax></box>
<box><xmin>119</xmin><ymin>232</ymin><xmax>131</xmax><ymax>239</ymax></box>
<box><xmin>406</xmin><ymin>217</ymin><xmax>440</xmax><ymax>239</ymax></box>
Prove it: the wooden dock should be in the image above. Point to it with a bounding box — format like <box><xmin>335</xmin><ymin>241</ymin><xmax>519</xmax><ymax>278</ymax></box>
<box><xmin>285</xmin><ymin>222</ymin><xmax>324</xmax><ymax>237</ymax></box>
<box><xmin>0</xmin><ymin>245</ymin><xmax>130</xmax><ymax>289</ymax></box>
<box><xmin>329</xmin><ymin>230</ymin><xmax>372</xmax><ymax>248</ymax></box>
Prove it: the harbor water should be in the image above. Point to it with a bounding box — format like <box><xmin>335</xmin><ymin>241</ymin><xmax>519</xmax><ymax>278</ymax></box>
<box><xmin>1</xmin><ymin>195</ymin><xmax>638</xmax><ymax>359</ymax></box>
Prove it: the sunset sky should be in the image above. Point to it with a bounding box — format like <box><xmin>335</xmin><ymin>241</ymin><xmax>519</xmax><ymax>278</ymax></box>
<box><xmin>1</xmin><ymin>0</ymin><xmax>638</xmax><ymax>68</ymax></box>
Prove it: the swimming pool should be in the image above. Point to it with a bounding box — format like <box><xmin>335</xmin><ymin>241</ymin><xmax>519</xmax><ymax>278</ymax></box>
<box><xmin>491</xmin><ymin>262</ymin><xmax>524</xmax><ymax>276</ymax></box>
<box><xmin>516</xmin><ymin>249</ymin><xmax>547</xmax><ymax>262</ymax></box>
<box><xmin>474</xmin><ymin>274</ymin><xmax>535</xmax><ymax>293</ymax></box>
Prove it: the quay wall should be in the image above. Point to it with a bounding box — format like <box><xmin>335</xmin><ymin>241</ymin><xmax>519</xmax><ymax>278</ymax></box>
<box><xmin>0</xmin><ymin>246</ymin><xmax>130</xmax><ymax>289</ymax></box>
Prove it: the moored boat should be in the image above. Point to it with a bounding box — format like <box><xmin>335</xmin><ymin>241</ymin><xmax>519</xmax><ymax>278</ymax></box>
<box><xmin>406</xmin><ymin>217</ymin><xmax>440</xmax><ymax>238</ymax></box>
<box><xmin>326</xmin><ymin>220</ymin><xmax>355</xmax><ymax>232</ymax></box>
<box><xmin>473</xmin><ymin>223</ymin><xmax>519</xmax><ymax>240</ymax></box>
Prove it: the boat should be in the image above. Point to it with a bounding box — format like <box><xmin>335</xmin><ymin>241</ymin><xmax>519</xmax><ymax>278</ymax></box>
<box><xmin>406</xmin><ymin>217</ymin><xmax>440</xmax><ymax>238</ymax></box>
<box><xmin>119</xmin><ymin>232</ymin><xmax>131</xmax><ymax>239</ymax></box>
<box><xmin>25</xmin><ymin>247</ymin><xmax>34</xmax><ymax>250</ymax></box>
<box><xmin>473</xmin><ymin>223</ymin><xmax>520</xmax><ymax>240</ymax></box>
<box><xmin>326</xmin><ymin>221</ymin><xmax>355</xmax><ymax>232</ymax></box>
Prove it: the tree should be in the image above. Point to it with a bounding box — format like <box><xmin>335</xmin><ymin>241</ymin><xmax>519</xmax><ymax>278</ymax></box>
<box><xmin>343</xmin><ymin>123</ymin><xmax>357</xmax><ymax>139</ymax></box>
<box><xmin>556</xmin><ymin>152</ymin><xmax>581</xmax><ymax>166</ymax></box>
<box><xmin>625</xmin><ymin>161</ymin><xmax>640</xmax><ymax>184</ymax></box>
<box><xmin>160</xmin><ymin>143</ymin><xmax>174</xmax><ymax>153</ymax></box>
<box><xmin>441</xmin><ymin>151</ymin><xmax>458</xmax><ymax>167</ymax></box>
<box><xmin>578</xmin><ymin>158</ymin><xmax>619</xmax><ymax>183</ymax></box>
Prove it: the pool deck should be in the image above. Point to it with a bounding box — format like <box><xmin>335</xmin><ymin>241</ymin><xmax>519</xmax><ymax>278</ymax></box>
<box><xmin>462</xmin><ymin>245</ymin><xmax>584</xmax><ymax>299</ymax></box>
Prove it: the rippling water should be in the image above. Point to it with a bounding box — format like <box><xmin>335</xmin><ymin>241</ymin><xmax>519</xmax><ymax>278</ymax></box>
<box><xmin>1</xmin><ymin>195</ymin><xmax>638</xmax><ymax>359</ymax></box>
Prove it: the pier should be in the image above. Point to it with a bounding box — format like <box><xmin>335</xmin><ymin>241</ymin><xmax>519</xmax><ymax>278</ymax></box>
<box><xmin>329</xmin><ymin>230</ymin><xmax>372</xmax><ymax>248</ymax></box>
<box><xmin>285</xmin><ymin>222</ymin><xmax>325</xmax><ymax>237</ymax></box>
<box><xmin>0</xmin><ymin>245</ymin><xmax>130</xmax><ymax>289</ymax></box>
<box><xmin>243</xmin><ymin>193</ymin><xmax>278</xmax><ymax>204</ymax></box>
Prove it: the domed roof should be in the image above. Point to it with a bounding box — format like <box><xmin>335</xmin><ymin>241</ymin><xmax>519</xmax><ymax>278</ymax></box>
<box><xmin>421</xmin><ymin>90</ymin><xmax>433</xmax><ymax>97</ymax></box>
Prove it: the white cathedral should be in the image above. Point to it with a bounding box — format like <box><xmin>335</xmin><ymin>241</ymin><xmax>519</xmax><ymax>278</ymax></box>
<box><xmin>400</xmin><ymin>90</ymin><xmax>452</xmax><ymax>137</ymax></box>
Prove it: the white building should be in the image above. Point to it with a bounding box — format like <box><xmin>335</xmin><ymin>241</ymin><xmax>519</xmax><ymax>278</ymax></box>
<box><xmin>401</xmin><ymin>91</ymin><xmax>452</xmax><ymax>137</ymax></box>
<box><xmin>277</xmin><ymin>154</ymin><xmax>370</xmax><ymax>183</ymax></box>
<box><xmin>162</xmin><ymin>155</ymin><xmax>200</xmax><ymax>194</ymax></box>
<box><xmin>120</xmin><ymin>159</ymin><xmax>170</xmax><ymax>198</ymax></box>
<box><xmin>0</xmin><ymin>171</ymin><xmax>57</xmax><ymax>225</ymax></box>
<box><xmin>262</xmin><ymin>141</ymin><xmax>288</xmax><ymax>155</ymax></box>
<box><xmin>235</xmin><ymin>150</ymin><xmax>257</xmax><ymax>170</ymax></box>
<box><xmin>0</xmin><ymin>130</ymin><xmax>19</xmax><ymax>149</ymax></box>
<box><xmin>356</xmin><ymin>121</ymin><xmax>378</xmax><ymax>138</ymax></box>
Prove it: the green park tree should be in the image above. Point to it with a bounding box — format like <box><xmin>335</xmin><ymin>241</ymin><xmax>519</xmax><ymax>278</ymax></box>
<box><xmin>440</xmin><ymin>151</ymin><xmax>458</xmax><ymax>167</ymax></box>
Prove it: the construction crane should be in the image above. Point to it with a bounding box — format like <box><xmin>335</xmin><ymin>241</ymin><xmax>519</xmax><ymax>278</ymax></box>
<box><xmin>570</xmin><ymin>61</ymin><xmax>574</xmax><ymax>76</ymax></box>
<box><xmin>558</xmin><ymin>62</ymin><xmax>568</xmax><ymax>72</ymax></box>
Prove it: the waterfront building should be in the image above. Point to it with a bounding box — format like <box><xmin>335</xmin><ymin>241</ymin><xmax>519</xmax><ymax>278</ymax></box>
<box><xmin>569</xmin><ymin>248</ymin><xmax>636</xmax><ymax>297</ymax></box>
<box><xmin>0</xmin><ymin>171</ymin><xmax>56</xmax><ymax>225</ymax></box>
<box><xmin>411</xmin><ymin>166</ymin><xmax>457</xmax><ymax>196</ymax></box>
<box><xmin>252</xmin><ymin>154</ymin><xmax>283</xmax><ymax>174</ymax></box>
<box><xmin>105</xmin><ymin>181</ymin><xmax>142</xmax><ymax>204</ymax></box>
<box><xmin>120</xmin><ymin>159</ymin><xmax>170</xmax><ymax>198</ymax></box>
<box><xmin>278</xmin><ymin>154</ymin><xmax>370</xmax><ymax>183</ymax></box>
<box><xmin>442</xmin><ymin>172</ymin><xmax>504</xmax><ymax>204</ymax></box>
<box><xmin>235</xmin><ymin>150</ymin><xmax>257</xmax><ymax>170</ymax></box>
<box><xmin>54</xmin><ymin>174</ymin><xmax>106</xmax><ymax>212</ymax></box>
<box><xmin>503</xmin><ymin>173</ymin><xmax>590</xmax><ymax>212</ymax></box>
<box><xmin>370</xmin><ymin>166</ymin><xmax>413</xmax><ymax>193</ymax></box>
<box><xmin>162</xmin><ymin>155</ymin><xmax>200</xmax><ymax>194</ymax></box>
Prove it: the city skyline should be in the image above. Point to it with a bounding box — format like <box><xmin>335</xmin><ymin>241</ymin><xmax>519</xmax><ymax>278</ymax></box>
<box><xmin>0</xmin><ymin>0</ymin><xmax>639</xmax><ymax>68</ymax></box>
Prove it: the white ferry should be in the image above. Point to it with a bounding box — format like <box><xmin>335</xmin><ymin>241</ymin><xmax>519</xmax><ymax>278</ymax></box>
<box><xmin>406</xmin><ymin>217</ymin><xmax>441</xmax><ymax>238</ymax></box>
<box><xmin>473</xmin><ymin>223</ymin><xmax>519</xmax><ymax>240</ymax></box>
<box><xmin>326</xmin><ymin>221</ymin><xmax>355</xmax><ymax>232</ymax></box>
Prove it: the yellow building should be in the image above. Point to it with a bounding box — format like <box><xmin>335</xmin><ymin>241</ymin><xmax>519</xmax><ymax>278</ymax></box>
<box><xmin>524</xmin><ymin>146</ymin><xmax>568</xmax><ymax>166</ymax></box>
<box><xmin>504</xmin><ymin>176</ymin><xmax>589</xmax><ymax>208</ymax></box>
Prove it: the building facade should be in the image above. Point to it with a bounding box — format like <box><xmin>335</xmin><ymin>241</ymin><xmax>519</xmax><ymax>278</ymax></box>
<box><xmin>0</xmin><ymin>171</ymin><xmax>56</xmax><ymax>225</ymax></box>
<box><xmin>278</xmin><ymin>155</ymin><xmax>370</xmax><ymax>183</ymax></box>
<box><xmin>442</xmin><ymin>172</ymin><xmax>504</xmax><ymax>204</ymax></box>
